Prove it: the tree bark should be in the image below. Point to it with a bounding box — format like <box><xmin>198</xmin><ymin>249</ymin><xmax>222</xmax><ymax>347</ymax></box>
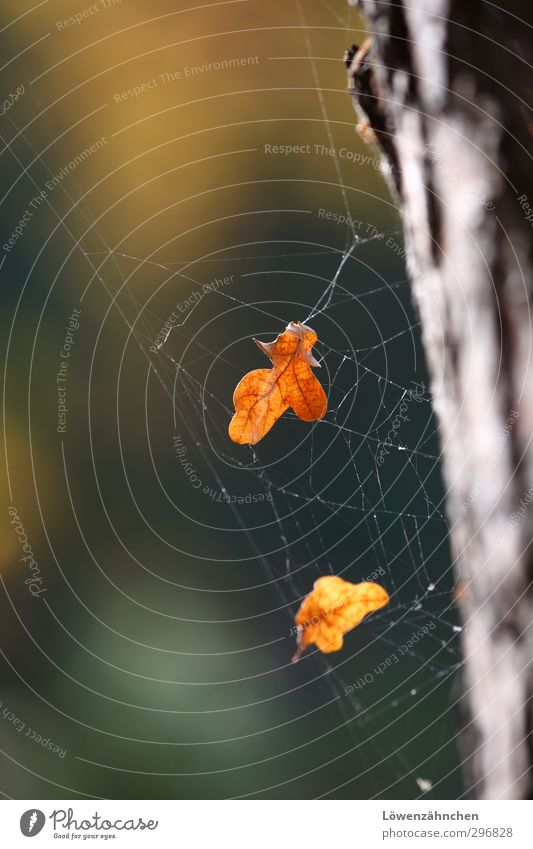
<box><xmin>347</xmin><ymin>0</ymin><xmax>533</xmax><ymax>799</ymax></box>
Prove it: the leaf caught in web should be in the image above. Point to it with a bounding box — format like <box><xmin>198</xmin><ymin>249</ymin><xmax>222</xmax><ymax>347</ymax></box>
<box><xmin>292</xmin><ymin>575</ymin><xmax>390</xmax><ymax>661</ymax></box>
<box><xmin>229</xmin><ymin>321</ymin><xmax>327</xmax><ymax>445</ymax></box>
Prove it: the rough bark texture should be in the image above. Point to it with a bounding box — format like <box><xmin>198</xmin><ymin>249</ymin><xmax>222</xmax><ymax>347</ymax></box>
<box><xmin>348</xmin><ymin>0</ymin><xmax>533</xmax><ymax>799</ymax></box>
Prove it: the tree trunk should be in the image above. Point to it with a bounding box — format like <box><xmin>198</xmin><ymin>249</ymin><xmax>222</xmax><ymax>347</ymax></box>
<box><xmin>347</xmin><ymin>0</ymin><xmax>533</xmax><ymax>799</ymax></box>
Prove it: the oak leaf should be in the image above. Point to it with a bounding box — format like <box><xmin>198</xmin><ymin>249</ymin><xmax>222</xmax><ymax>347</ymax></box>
<box><xmin>292</xmin><ymin>575</ymin><xmax>389</xmax><ymax>661</ymax></box>
<box><xmin>229</xmin><ymin>322</ymin><xmax>327</xmax><ymax>445</ymax></box>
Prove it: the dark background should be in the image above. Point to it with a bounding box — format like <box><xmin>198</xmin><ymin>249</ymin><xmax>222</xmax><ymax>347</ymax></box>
<box><xmin>0</xmin><ymin>0</ymin><xmax>462</xmax><ymax>798</ymax></box>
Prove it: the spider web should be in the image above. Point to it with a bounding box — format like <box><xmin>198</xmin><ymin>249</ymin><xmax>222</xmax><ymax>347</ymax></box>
<box><xmin>75</xmin><ymin>220</ymin><xmax>463</xmax><ymax>798</ymax></box>
<box><xmin>76</xmin><ymin>17</ymin><xmax>461</xmax><ymax>801</ymax></box>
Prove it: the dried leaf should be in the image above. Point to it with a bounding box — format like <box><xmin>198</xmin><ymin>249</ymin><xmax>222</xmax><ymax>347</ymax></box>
<box><xmin>229</xmin><ymin>322</ymin><xmax>327</xmax><ymax>445</ymax></box>
<box><xmin>292</xmin><ymin>575</ymin><xmax>389</xmax><ymax>661</ymax></box>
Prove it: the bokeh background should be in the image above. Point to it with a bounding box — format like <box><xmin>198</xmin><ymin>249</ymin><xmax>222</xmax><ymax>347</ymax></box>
<box><xmin>1</xmin><ymin>0</ymin><xmax>463</xmax><ymax>799</ymax></box>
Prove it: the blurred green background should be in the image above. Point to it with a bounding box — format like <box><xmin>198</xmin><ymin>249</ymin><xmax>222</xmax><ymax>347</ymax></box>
<box><xmin>0</xmin><ymin>0</ymin><xmax>463</xmax><ymax>799</ymax></box>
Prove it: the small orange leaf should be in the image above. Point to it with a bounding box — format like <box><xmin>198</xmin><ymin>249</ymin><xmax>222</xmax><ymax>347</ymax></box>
<box><xmin>229</xmin><ymin>322</ymin><xmax>327</xmax><ymax>445</ymax></box>
<box><xmin>292</xmin><ymin>576</ymin><xmax>389</xmax><ymax>661</ymax></box>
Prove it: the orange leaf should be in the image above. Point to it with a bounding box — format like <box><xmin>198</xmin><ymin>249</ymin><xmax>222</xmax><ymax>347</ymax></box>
<box><xmin>229</xmin><ymin>322</ymin><xmax>327</xmax><ymax>445</ymax></box>
<box><xmin>292</xmin><ymin>576</ymin><xmax>389</xmax><ymax>661</ymax></box>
